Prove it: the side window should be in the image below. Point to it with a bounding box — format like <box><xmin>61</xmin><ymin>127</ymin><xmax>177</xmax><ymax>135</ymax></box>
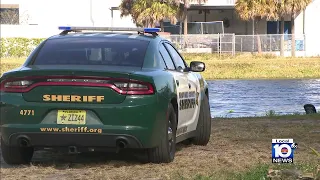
<box><xmin>159</xmin><ymin>43</ymin><xmax>175</xmax><ymax>70</ymax></box>
<box><xmin>155</xmin><ymin>53</ymin><xmax>167</xmax><ymax>69</ymax></box>
<box><xmin>164</xmin><ymin>43</ymin><xmax>187</xmax><ymax>70</ymax></box>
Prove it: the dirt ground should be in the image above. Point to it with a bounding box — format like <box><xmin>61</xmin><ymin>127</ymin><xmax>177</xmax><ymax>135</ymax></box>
<box><xmin>1</xmin><ymin>116</ymin><xmax>319</xmax><ymax>180</ymax></box>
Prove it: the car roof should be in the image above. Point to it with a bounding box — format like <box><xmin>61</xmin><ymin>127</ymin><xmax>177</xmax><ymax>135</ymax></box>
<box><xmin>47</xmin><ymin>32</ymin><xmax>165</xmax><ymax>42</ymax></box>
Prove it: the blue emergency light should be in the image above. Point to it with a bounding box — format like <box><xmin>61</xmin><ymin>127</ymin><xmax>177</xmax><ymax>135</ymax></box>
<box><xmin>58</xmin><ymin>26</ymin><xmax>161</xmax><ymax>34</ymax></box>
<box><xmin>58</xmin><ymin>26</ymin><xmax>72</xmax><ymax>30</ymax></box>
<box><xmin>143</xmin><ymin>28</ymin><xmax>161</xmax><ymax>33</ymax></box>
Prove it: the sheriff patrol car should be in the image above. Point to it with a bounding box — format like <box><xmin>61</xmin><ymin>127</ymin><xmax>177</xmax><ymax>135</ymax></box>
<box><xmin>0</xmin><ymin>26</ymin><xmax>211</xmax><ymax>165</ymax></box>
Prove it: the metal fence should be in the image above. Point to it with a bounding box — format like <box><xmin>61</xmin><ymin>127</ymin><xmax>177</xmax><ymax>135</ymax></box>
<box><xmin>162</xmin><ymin>33</ymin><xmax>235</xmax><ymax>55</ymax></box>
<box><xmin>235</xmin><ymin>34</ymin><xmax>306</xmax><ymax>52</ymax></box>
<box><xmin>162</xmin><ymin>34</ymin><xmax>309</xmax><ymax>56</ymax></box>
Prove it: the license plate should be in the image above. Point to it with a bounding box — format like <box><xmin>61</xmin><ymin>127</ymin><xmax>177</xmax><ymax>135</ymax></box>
<box><xmin>57</xmin><ymin>110</ymin><xmax>86</xmax><ymax>125</ymax></box>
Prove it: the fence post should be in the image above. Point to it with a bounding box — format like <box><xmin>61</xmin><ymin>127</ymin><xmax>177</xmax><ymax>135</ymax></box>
<box><xmin>219</xmin><ymin>33</ymin><xmax>222</xmax><ymax>58</ymax></box>
<box><xmin>217</xmin><ymin>33</ymin><xmax>220</xmax><ymax>56</ymax></box>
<box><xmin>269</xmin><ymin>35</ymin><xmax>272</xmax><ymax>52</ymax></box>
<box><xmin>232</xmin><ymin>33</ymin><xmax>236</xmax><ymax>56</ymax></box>
<box><xmin>241</xmin><ymin>37</ymin><xmax>243</xmax><ymax>52</ymax></box>
<box><xmin>252</xmin><ymin>34</ymin><xmax>255</xmax><ymax>53</ymax></box>
<box><xmin>304</xmin><ymin>34</ymin><xmax>306</xmax><ymax>57</ymax></box>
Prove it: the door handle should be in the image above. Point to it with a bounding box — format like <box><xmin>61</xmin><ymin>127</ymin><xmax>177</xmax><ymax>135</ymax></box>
<box><xmin>176</xmin><ymin>80</ymin><xmax>179</xmax><ymax>86</ymax></box>
<box><xmin>188</xmin><ymin>83</ymin><xmax>191</xmax><ymax>89</ymax></box>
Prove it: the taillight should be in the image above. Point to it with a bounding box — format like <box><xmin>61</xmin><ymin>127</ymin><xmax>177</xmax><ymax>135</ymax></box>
<box><xmin>0</xmin><ymin>80</ymin><xmax>34</xmax><ymax>92</ymax></box>
<box><xmin>113</xmin><ymin>81</ymin><xmax>154</xmax><ymax>95</ymax></box>
<box><xmin>0</xmin><ymin>76</ymin><xmax>154</xmax><ymax>95</ymax></box>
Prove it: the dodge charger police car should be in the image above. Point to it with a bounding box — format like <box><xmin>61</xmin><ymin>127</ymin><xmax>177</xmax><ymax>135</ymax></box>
<box><xmin>0</xmin><ymin>26</ymin><xmax>211</xmax><ymax>164</ymax></box>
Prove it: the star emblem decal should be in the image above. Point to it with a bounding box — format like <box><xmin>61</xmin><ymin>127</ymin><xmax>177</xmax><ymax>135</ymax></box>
<box><xmin>60</xmin><ymin>114</ymin><xmax>67</xmax><ymax>121</ymax></box>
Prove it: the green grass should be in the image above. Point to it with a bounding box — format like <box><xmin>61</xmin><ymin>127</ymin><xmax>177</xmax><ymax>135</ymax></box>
<box><xmin>1</xmin><ymin>54</ymin><xmax>320</xmax><ymax>79</ymax></box>
<box><xmin>183</xmin><ymin>53</ymin><xmax>320</xmax><ymax>79</ymax></box>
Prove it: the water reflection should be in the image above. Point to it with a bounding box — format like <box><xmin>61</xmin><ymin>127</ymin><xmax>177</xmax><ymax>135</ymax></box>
<box><xmin>208</xmin><ymin>79</ymin><xmax>320</xmax><ymax>118</ymax></box>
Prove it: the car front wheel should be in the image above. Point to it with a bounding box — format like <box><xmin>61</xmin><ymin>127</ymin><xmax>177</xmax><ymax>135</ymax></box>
<box><xmin>192</xmin><ymin>94</ymin><xmax>211</xmax><ymax>145</ymax></box>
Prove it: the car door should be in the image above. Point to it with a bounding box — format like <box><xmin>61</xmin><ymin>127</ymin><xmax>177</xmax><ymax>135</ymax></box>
<box><xmin>183</xmin><ymin>65</ymin><xmax>202</xmax><ymax>133</ymax></box>
<box><xmin>158</xmin><ymin>42</ymin><xmax>190</xmax><ymax>136</ymax></box>
<box><xmin>162</xmin><ymin>42</ymin><xmax>197</xmax><ymax>135</ymax></box>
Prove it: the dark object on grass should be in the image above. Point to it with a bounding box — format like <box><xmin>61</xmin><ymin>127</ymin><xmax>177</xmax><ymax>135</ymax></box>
<box><xmin>304</xmin><ymin>104</ymin><xmax>317</xmax><ymax>114</ymax></box>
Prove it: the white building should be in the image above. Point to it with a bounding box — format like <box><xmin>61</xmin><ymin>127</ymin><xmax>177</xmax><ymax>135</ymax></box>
<box><xmin>0</xmin><ymin>0</ymin><xmax>319</xmax><ymax>56</ymax></box>
<box><xmin>0</xmin><ymin>0</ymin><xmax>137</xmax><ymax>37</ymax></box>
<box><xmin>1</xmin><ymin>0</ymin><xmax>319</xmax><ymax>35</ymax></box>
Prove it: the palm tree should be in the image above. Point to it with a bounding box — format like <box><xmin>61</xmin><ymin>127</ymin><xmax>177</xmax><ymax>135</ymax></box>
<box><xmin>134</xmin><ymin>0</ymin><xmax>179</xmax><ymax>28</ymax></box>
<box><xmin>268</xmin><ymin>0</ymin><xmax>312</xmax><ymax>57</ymax></box>
<box><xmin>170</xmin><ymin>0</ymin><xmax>208</xmax><ymax>35</ymax></box>
<box><xmin>119</xmin><ymin>0</ymin><xmax>179</xmax><ymax>30</ymax></box>
<box><xmin>261</xmin><ymin>0</ymin><xmax>285</xmax><ymax>56</ymax></box>
<box><xmin>119</xmin><ymin>0</ymin><xmax>142</xmax><ymax>26</ymax></box>
<box><xmin>280</xmin><ymin>0</ymin><xmax>312</xmax><ymax>57</ymax></box>
<box><xmin>235</xmin><ymin>0</ymin><xmax>273</xmax><ymax>54</ymax></box>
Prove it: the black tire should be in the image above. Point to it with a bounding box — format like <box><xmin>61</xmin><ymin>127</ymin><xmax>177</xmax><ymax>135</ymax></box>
<box><xmin>192</xmin><ymin>94</ymin><xmax>211</xmax><ymax>145</ymax></box>
<box><xmin>1</xmin><ymin>138</ymin><xmax>34</xmax><ymax>165</ymax></box>
<box><xmin>148</xmin><ymin>103</ymin><xmax>177</xmax><ymax>163</ymax></box>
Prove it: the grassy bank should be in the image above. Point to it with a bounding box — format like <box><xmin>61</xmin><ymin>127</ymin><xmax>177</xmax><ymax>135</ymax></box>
<box><xmin>1</xmin><ymin>54</ymin><xmax>320</xmax><ymax>79</ymax></box>
<box><xmin>1</xmin><ymin>114</ymin><xmax>319</xmax><ymax>180</ymax></box>
<box><xmin>183</xmin><ymin>54</ymin><xmax>320</xmax><ymax>80</ymax></box>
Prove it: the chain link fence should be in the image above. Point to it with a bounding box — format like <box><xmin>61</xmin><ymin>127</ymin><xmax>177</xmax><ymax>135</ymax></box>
<box><xmin>162</xmin><ymin>34</ymin><xmax>307</xmax><ymax>56</ymax></box>
<box><xmin>162</xmin><ymin>34</ymin><xmax>235</xmax><ymax>55</ymax></box>
<box><xmin>235</xmin><ymin>34</ymin><xmax>306</xmax><ymax>52</ymax></box>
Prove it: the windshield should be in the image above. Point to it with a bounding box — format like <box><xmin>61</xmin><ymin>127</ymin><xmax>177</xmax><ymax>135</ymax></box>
<box><xmin>31</xmin><ymin>37</ymin><xmax>150</xmax><ymax>67</ymax></box>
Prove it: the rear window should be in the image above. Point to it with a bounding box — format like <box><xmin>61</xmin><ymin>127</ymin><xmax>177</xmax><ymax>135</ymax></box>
<box><xmin>31</xmin><ymin>37</ymin><xmax>150</xmax><ymax>67</ymax></box>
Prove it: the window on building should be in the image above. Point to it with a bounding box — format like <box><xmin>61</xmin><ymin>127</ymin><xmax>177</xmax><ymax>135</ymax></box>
<box><xmin>0</xmin><ymin>7</ymin><xmax>19</xmax><ymax>24</ymax></box>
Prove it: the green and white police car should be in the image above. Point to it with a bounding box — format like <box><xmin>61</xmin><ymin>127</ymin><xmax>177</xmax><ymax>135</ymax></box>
<box><xmin>0</xmin><ymin>26</ymin><xmax>211</xmax><ymax>165</ymax></box>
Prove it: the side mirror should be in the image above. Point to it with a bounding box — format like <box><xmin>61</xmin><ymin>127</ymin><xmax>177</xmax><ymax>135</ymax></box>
<box><xmin>190</xmin><ymin>61</ymin><xmax>205</xmax><ymax>72</ymax></box>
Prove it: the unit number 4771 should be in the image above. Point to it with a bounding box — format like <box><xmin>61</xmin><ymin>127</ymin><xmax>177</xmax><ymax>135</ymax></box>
<box><xmin>20</xmin><ymin>110</ymin><xmax>35</xmax><ymax>116</ymax></box>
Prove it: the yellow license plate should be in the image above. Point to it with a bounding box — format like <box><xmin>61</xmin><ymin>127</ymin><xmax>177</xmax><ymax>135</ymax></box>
<box><xmin>57</xmin><ymin>110</ymin><xmax>86</xmax><ymax>125</ymax></box>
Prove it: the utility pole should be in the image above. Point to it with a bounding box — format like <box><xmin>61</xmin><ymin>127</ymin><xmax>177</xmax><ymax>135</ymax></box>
<box><xmin>90</xmin><ymin>0</ymin><xmax>94</xmax><ymax>26</ymax></box>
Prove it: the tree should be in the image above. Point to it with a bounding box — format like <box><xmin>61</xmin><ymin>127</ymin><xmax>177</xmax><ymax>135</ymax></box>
<box><xmin>134</xmin><ymin>0</ymin><xmax>179</xmax><ymax>28</ymax></box>
<box><xmin>119</xmin><ymin>0</ymin><xmax>142</xmax><ymax>27</ymax></box>
<box><xmin>119</xmin><ymin>0</ymin><xmax>179</xmax><ymax>30</ymax></box>
<box><xmin>265</xmin><ymin>0</ymin><xmax>312</xmax><ymax>57</ymax></box>
<box><xmin>260</xmin><ymin>0</ymin><xmax>285</xmax><ymax>56</ymax></box>
<box><xmin>235</xmin><ymin>0</ymin><xmax>273</xmax><ymax>54</ymax></box>
<box><xmin>281</xmin><ymin>0</ymin><xmax>312</xmax><ymax>57</ymax></box>
<box><xmin>171</xmin><ymin>0</ymin><xmax>208</xmax><ymax>35</ymax></box>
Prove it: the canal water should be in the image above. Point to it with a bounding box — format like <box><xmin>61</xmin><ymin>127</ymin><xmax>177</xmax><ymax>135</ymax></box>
<box><xmin>208</xmin><ymin>79</ymin><xmax>320</xmax><ymax>118</ymax></box>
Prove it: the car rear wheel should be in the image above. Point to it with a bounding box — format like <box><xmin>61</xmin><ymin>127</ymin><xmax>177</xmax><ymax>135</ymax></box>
<box><xmin>147</xmin><ymin>103</ymin><xmax>177</xmax><ymax>163</ymax></box>
<box><xmin>1</xmin><ymin>138</ymin><xmax>34</xmax><ymax>165</ymax></box>
<box><xmin>192</xmin><ymin>94</ymin><xmax>211</xmax><ymax>145</ymax></box>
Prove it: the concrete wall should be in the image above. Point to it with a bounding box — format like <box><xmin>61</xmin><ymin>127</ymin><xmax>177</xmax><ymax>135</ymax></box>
<box><xmin>0</xmin><ymin>0</ymin><xmax>137</xmax><ymax>37</ymax></box>
<box><xmin>296</xmin><ymin>0</ymin><xmax>320</xmax><ymax>56</ymax></box>
<box><xmin>0</xmin><ymin>0</ymin><xmax>20</xmax><ymax>5</ymax></box>
<box><xmin>8</xmin><ymin>0</ymin><xmax>136</xmax><ymax>27</ymax></box>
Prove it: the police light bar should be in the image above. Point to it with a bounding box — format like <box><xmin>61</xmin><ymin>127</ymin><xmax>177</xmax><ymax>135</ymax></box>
<box><xmin>58</xmin><ymin>26</ymin><xmax>161</xmax><ymax>33</ymax></box>
<box><xmin>143</xmin><ymin>28</ymin><xmax>161</xmax><ymax>33</ymax></box>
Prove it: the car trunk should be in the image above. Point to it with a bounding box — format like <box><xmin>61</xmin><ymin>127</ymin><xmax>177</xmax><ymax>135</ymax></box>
<box><xmin>1</xmin><ymin>65</ymin><xmax>143</xmax><ymax>104</ymax></box>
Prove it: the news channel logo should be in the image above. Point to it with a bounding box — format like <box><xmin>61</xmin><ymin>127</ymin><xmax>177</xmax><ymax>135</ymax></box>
<box><xmin>272</xmin><ymin>139</ymin><xmax>298</xmax><ymax>163</ymax></box>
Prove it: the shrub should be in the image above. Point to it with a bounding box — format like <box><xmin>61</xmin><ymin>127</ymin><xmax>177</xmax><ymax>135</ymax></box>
<box><xmin>0</xmin><ymin>38</ymin><xmax>45</xmax><ymax>58</ymax></box>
